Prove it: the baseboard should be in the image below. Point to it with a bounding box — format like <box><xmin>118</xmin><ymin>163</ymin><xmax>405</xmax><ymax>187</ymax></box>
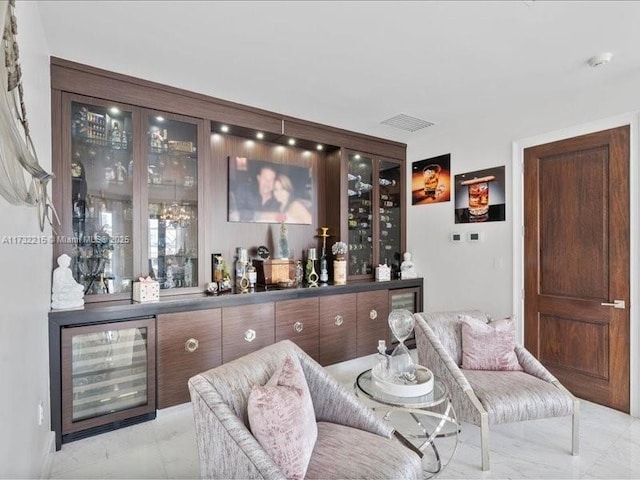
<box><xmin>39</xmin><ymin>432</ymin><xmax>56</xmax><ymax>479</ymax></box>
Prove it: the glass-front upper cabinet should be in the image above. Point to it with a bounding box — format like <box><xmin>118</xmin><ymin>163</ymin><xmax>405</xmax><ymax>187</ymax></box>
<box><xmin>379</xmin><ymin>159</ymin><xmax>402</xmax><ymax>277</ymax></box>
<box><xmin>69</xmin><ymin>100</ymin><xmax>134</xmax><ymax>296</ymax></box>
<box><xmin>146</xmin><ymin>114</ymin><xmax>199</xmax><ymax>290</ymax></box>
<box><xmin>347</xmin><ymin>153</ymin><xmax>374</xmax><ymax>277</ymax></box>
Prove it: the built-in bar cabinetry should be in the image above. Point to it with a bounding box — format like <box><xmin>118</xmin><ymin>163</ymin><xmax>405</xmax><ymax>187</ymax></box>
<box><xmin>50</xmin><ymin>279</ymin><xmax>422</xmax><ymax>449</ymax></box>
<box><xmin>49</xmin><ymin>58</ymin><xmax>417</xmax><ymax>450</ymax></box>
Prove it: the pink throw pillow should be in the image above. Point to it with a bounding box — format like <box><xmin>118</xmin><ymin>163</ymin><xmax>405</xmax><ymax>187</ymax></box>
<box><xmin>460</xmin><ymin>315</ymin><xmax>523</xmax><ymax>371</ymax></box>
<box><xmin>248</xmin><ymin>354</ymin><xmax>317</xmax><ymax>480</ymax></box>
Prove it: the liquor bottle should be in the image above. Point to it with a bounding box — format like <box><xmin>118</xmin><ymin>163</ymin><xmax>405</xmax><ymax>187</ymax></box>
<box><xmin>246</xmin><ymin>261</ymin><xmax>257</xmax><ymax>288</ymax></box>
<box><xmin>235</xmin><ymin>247</ymin><xmax>248</xmax><ymax>290</ymax></box>
<box><xmin>121</xmin><ymin>128</ymin><xmax>127</xmax><ymax>150</ymax></box>
<box><xmin>163</xmin><ymin>129</ymin><xmax>169</xmax><ymax>151</ymax></box>
<box><xmin>110</xmin><ymin>121</ymin><xmax>121</xmax><ymax>149</ymax></box>
<box><xmin>184</xmin><ymin>258</ymin><xmax>193</xmax><ymax>287</ymax></box>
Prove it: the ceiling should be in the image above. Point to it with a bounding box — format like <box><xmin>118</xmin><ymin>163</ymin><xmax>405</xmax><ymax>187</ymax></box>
<box><xmin>36</xmin><ymin>1</ymin><xmax>640</xmax><ymax>144</ymax></box>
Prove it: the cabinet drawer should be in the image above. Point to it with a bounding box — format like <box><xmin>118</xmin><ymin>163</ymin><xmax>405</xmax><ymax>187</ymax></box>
<box><xmin>222</xmin><ymin>303</ymin><xmax>275</xmax><ymax>363</ymax></box>
<box><xmin>275</xmin><ymin>298</ymin><xmax>319</xmax><ymax>361</ymax></box>
<box><xmin>157</xmin><ymin>309</ymin><xmax>222</xmax><ymax>409</ymax></box>
<box><xmin>356</xmin><ymin>290</ymin><xmax>390</xmax><ymax>356</ymax></box>
<box><xmin>319</xmin><ymin>293</ymin><xmax>357</xmax><ymax>365</ymax></box>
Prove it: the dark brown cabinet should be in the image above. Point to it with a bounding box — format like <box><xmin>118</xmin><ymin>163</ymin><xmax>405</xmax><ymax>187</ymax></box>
<box><xmin>49</xmin><ymin>57</ymin><xmax>416</xmax><ymax>449</ymax></box>
<box><xmin>156</xmin><ymin>309</ymin><xmax>222</xmax><ymax>409</ymax></box>
<box><xmin>356</xmin><ymin>290</ymin><xmax>391</xmax><ymax>357</ymax></box>
<box><xmin>54</xmin><ymin>93</ymin><xmax>207</xmax><ymax>303</ymax></box>
<box><xmin>319</xmin><ymin>293</ymin><xmax>357</xmax><ymax>365</ymax></box>
<box><xmin>348</xmin><ymin>154</ymin><xmax>405</xmax><ymax>279</ymax></box>
<box><xmin>222</xmin><ymin>303</ymin><xmax>275</xmax><ymax>363</ymax></box>
<box><xmin>275</xmin><ymin>298</ymin><xmax>320</xmax><ymax>361</ymax></box>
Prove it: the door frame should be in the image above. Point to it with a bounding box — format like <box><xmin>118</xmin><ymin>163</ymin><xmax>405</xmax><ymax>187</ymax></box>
<box><xmin>512</xmin><ymin>112</ymin><xmax>639</xmax><ymax>417</ymax></box>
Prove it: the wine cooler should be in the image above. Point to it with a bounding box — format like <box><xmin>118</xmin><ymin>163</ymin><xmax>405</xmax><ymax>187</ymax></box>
<box><xmin>61</xmin><ymin>317</ymin><xmax>156</xmax><ymax>442</ymax></box>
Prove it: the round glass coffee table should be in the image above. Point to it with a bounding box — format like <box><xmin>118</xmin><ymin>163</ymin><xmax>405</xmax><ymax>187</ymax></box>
<box><xmin>355</xmin><ymin>369</ymin><xmax>459</xmax><ymax>477</ymax></box>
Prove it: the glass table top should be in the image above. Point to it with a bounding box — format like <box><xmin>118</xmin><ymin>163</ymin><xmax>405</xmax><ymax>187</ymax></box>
<box><xmin>355</xmin><ymin>369</ymin><xmax>448</xmax><ymax>409</ymax></box>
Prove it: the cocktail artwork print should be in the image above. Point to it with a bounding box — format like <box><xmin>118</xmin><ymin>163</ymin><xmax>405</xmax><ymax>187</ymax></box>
<box><xmin>411</xmin><ymin>153</ymin><xmax>451</xmax><ymax>205</ymax></box>
<box><xmin>454</xmin><ymin>165</ymin><xmax>506</xmax><ymax>223</ymax></box>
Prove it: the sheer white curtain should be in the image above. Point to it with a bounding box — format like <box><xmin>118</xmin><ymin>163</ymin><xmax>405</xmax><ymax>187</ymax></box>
<box><xmin>0</xmin><ymin>0</ymin><xmax>54</xmax><ymax>229</ymax></box>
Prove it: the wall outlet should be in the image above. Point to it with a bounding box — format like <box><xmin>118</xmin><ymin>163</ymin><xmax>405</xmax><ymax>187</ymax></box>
<box><xmin>38</xmin><ymin>401</ymin><xmax>44</xmax><ymax>426</ymax></box>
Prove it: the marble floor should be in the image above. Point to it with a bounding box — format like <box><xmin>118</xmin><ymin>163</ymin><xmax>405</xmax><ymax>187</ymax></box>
<box><xmin>48</xmin><ymin>353</ymin><xmax>640</xmax><ymax>479</ymax></box>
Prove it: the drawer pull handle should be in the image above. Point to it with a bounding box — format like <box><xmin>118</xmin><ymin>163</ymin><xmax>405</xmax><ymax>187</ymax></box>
<box><xmin>244</xmin><ymin>329</ymin><xmax>256</xmax><ymax>342</ymax></box>
<box><xmin>294</xmin><ymin>321</ymin><xmax>304</xmax><ymax>333</ymax></box>
<box><xmin>334</xmin><ymin>315</ymin><xmax>344</xmax><ymax>326</ymax></box>
<box><xmin>185</xmin><ymin>338</ymin><xmax>199</xmax><ymax>353</ymax></box>
<box><xmin>369</xmin><ymin>309</ymin><xmax>378</xmax><ymax>320</ymax></box>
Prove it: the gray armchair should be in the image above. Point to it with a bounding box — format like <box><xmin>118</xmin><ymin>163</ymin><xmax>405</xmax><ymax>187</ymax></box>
<box><xmin>188</xmin><ymin>339</ymin><xmax>422</xmax><ymax>479</ymax></box>
<box><xmin>414</xmin><ymin>310</ymin><xmax>579</xmax><ymax>471</ymax></box>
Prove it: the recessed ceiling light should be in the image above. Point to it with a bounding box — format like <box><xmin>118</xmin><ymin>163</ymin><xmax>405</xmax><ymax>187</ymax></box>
<box><xmin>288</xmin><ymin>138</ymin><xmax>296</xmax><ymax>146</ymax></box>
<box><xmin>221</xmin><ymin>125</ymin><xmax>229</xmax><ymax>133</ymax></box>
<box><xmin>355</xmin><ymin>154</ymin><xmax>361</xmax><ymax>159</ymax></box>
<box><xmin>156</xmin><ymin>116</ymin><xmax>164</xmax><ymax>122</ymax></box>
<box><xmin>109</xmin><ymin>107</ymin><xmax>120</xmax><ymax>114</ymax></box>
<box><xmin>316</xmin><ymin>144</ymin><xmax>323</xmax><ymax>151</ymax></box>
<box><xmin>256</xmin><ymin>132</ymin><xmax>264</xmax><ymax>139</ymax></box>
<box><xmin>587</xmin><ymin>52</ymin><xmax>613</xmax><ymax>68</ymax></box>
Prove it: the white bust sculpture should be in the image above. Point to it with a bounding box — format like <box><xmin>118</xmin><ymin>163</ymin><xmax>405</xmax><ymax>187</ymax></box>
<box><xmin>400</xmin><ymin>252</ymin><xmax>417</xmax><ymax>279</ymax></box>
<box><xmin>51</xmin><ymin>254</ymin><xmax>85</xmax><ymax>310</ymax></box>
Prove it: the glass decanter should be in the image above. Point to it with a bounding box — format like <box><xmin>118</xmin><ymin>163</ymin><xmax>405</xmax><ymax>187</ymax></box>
<box><xmin>388</xmin><ymin>309</ymin><xmax>416</xmax><ymax>383</ymax></box>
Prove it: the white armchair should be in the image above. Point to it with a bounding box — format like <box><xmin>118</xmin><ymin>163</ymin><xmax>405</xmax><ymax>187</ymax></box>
<box><xmin>414</xmin><ymin>310</ymin><xmax>579</xmax><ymax>471</ymax></box>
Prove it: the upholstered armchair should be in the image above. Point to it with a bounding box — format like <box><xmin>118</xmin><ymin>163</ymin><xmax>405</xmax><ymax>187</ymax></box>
<box><xmin>414</xmin><ymin>310</ymin><xmax>579</xmax><ymax>471</ymax></box>
<box><xmin>188</xmin><ymin>339</ymin><xmax>422</xmax><ymax>479</ymax></box>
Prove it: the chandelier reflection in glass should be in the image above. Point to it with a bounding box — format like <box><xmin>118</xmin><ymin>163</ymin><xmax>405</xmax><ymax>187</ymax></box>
<box><xmin>160</xmin><ymin>201</ymin><xmax>191</xmax><ymax>228</ymax></box>
<box><xmin>160</xmin><ymin>180</ymin><xmax>191</xmax><ymax>228</ymax></box>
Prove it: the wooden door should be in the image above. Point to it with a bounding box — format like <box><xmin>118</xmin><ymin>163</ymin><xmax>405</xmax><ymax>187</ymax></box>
<box><xmin>524</xmin><ymin>126</ymin><xmax>630</xmax><ymax>412</ymax></box>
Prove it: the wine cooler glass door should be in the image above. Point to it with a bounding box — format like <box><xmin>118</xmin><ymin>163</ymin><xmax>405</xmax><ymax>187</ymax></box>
<box><xmin>61</xmin><ymin>317</ymin><xmax>156</xmax><ymax>436</ymax></box>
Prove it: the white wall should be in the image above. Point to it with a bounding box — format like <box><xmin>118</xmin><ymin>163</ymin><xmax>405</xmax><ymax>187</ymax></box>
<box><xmin>406</xmin><ymin>93</ymin><xmax>640</xmax><ymax>416</ymax></box>
<box><xmin>406</xmin><ymin>123</ymin><xmax>514</xmax><ymax>320</ymax></box>
<box><xmin>0</xmin><ymin>2</ymin><xmax>52</xmax><ymax>477</ymax></box>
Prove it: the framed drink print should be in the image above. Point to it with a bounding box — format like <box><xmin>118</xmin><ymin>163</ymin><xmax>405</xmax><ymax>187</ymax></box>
<box><xmin>454</xmin><ymin>165</ymin><xmax>506</xmax><ymax>223</ymax></box>
<box><xmin>411</xmin><ymin>154</ymin><xmax>451</xmax><ymax>205</ymax></box>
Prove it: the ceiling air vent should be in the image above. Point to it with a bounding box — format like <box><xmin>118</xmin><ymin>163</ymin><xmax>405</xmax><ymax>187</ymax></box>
<box><xmin>380</xmin><ymin>114</ymin><xmax>435</xmax><ymax>132</ymax></box>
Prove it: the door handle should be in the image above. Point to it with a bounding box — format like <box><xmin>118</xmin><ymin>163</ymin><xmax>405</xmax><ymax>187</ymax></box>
<box><xmin>601</xmin><ymin>299</ymin><xmax>625</xmax><ymax>309</ymax></box>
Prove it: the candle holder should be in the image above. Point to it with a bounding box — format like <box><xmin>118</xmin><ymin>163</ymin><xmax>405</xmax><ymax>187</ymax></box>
<box><xmin>307</xmin><ymin>248</ymin><xmax>319</xmax><ymax>287</ymax></box>
<box><xmin>318</xmin><ymin>227</ymin><xmax>330</xmax><ymax>284</ymax></box>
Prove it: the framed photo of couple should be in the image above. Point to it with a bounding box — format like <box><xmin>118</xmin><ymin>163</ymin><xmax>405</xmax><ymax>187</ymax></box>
<box><xmin>227</xmin><ymin>156</ymin><xmax>313</xmax><ymax>224</ymax></box>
